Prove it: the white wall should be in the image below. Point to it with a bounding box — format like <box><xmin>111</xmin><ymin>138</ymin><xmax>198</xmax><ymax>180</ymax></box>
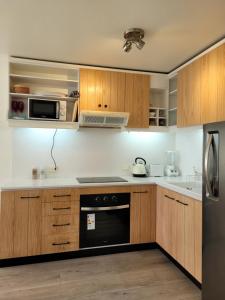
<box><xmin>11</xmin><ymin>128</ymin><xmax>175</xmax><ymax>179</ymax></box>
<box><xmin>174</xmin><ymin>126</ymin><xmax>203</xmax><ymax>176</ymax></box>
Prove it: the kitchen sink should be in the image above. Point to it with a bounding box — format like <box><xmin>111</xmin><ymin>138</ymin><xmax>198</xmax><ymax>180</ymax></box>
<box><xmin>167</xmin><ymin>181</ymin><xmax>202</xmax><ymax>194</ymax></box>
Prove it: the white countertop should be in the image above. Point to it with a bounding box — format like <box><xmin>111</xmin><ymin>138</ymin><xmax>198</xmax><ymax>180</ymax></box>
<box><xmin>0</xmin><ymin>176</ymin><xmax>202</xmax><ymax>201</ymax></box>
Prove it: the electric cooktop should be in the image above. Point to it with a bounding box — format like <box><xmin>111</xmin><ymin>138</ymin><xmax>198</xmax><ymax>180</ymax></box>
<box><xmin>76</xmin><ymin>176</ymin><xmax>128</xmax><ymax>184</ymax></box>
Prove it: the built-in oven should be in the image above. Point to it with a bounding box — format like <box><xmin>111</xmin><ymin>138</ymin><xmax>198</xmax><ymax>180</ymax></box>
<box><xmin>28</xmin><ymin>98</ymin><xmax>67</xmax><ymax>121</ymax></box>
<box><xmin>80</xmin><ymin>193</ymin><xmax>130</xmax><ymax>249</ymax></box>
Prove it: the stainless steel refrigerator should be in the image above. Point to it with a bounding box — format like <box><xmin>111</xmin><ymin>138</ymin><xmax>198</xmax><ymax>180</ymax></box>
<box><xmin>203</xmin><ymin>122</ymin><xmax>225</xmax><ymax>300</ymax></box>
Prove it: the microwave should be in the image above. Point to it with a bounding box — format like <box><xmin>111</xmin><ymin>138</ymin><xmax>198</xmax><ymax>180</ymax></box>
<box><xmin>28</xmin><ymin>98</ymin><xmax>67</xmax><ymax>121</ymax></box>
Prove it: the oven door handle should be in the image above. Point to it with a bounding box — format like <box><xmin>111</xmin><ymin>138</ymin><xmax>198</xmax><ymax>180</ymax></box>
<box><xmin>81</xmin><ymin>204</ymin><xmax>129</xmax><ymax>212</ymax></box>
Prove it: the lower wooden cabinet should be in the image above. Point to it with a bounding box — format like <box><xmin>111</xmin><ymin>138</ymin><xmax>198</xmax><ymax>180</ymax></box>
<box><xmin>41</xmin><ymin>189</ymin><xmax>79</xmax><ymax>254</ymax></box>
<box><xmin>0</xmin><ymin>190</ymin><xmax>42</xmax><ymax>259</ymax></box>
<box><xmin>130</xmin><ymin>185</ymin><xmax>156</xmax><ymax>244</ymax></box>
<box><xmin>156</xmin><ymin>186</ymin><xmax>202</xmax><ymax>282</ymax></box>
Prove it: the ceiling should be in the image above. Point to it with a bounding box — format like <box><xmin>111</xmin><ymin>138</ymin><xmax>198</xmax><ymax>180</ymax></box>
<box><xmin>0</xmin><ymin>0</ymin><xmax>225</xmax><ymax>73</ymax></box>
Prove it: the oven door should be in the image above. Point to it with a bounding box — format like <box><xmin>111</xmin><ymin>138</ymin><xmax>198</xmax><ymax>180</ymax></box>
<box><xmin>80</xmin><ymin>205</ymin><xmax>130</xmax><ymax>249</ymax></box>
<box><xmin>28</xmin><ymin>98</ymin><xmax>59</xmax><ymax>120</ymax></box>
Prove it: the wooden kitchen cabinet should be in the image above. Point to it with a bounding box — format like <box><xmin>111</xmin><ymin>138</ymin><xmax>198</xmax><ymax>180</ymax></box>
<box><xmin>177</xmin><ymin>59</ymin><xmax>202</xmax><ymax>127</ymax></box>
<box><xmin>156</xmin><ymin>187</ymin><xmax>177</xmax><ymax>257</ymax></box>
<box><xmin>177</xmin><ymin>43</ymin><xmax>225</xmax><ymax>127</ymax></box>
<box><xmin>125</xmin><ymin>73</ymin><xmax>150</xmax><ymax>128</ymax></box>
<box><xmin>79</xmin><ymin>68</ymin><xmax>125</xmax><ymax>112</ymax></box>
<box><xmin>41</xmin><ymin>188</ymin><xmax>79</xmax><ymax>254</ymax></box>
<box><xmin>0</xmin><ymin>192</ymin><xmax>15</xmax><ymax>259</ymax></box>
<box><xmin>130</xmin><ymin>185</ymin><xmax>156</xmax><ymax>244</ymax></box>
<box><xmin>194</xmin><ymin>200</ymin><xmax>202</xmax><ymax>283</ymax></box>
<box><xmin>0</xmin><ymin>190</ymin><xmax>42</xmax><ymax>259</ymax></box>
<box><xmin>156</xmin><ymin>186</ymin><xmax>202</xmax><ymax>282</ymax></box>
<box><xmin>79</xmin><ymin>68</ymin><xmax>150</xmax><ymax>128</ymax></box>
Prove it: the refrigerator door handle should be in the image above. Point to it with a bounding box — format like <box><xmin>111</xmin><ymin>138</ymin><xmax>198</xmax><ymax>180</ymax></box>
<box><xmin>205</xmin><ymin>133</ymin><xmax>213</xmax><ymax>198</ymax></box>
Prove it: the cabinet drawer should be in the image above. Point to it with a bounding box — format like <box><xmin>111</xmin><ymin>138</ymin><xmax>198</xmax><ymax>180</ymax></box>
<box><xmin>42</xmin><ymin>214</ymin><xmax>79</xmax><ymax>235</ymax></box>
<box><xmin>42</xmin><ymin>200</ymin><xmax>79</xmax><ymax>216</ymax></box>
<box><xmin>43</xmin><ymin>189</ymin><xmax>77</xmax><ymax>203</ymax></box>
<box><xmin>42</xmin><ymin>233</ymin><xmax>78</xmax><ymax>254</ymax></box>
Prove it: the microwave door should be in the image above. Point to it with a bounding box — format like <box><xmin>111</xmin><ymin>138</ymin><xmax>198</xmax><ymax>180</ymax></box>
<box><xmin>29</xmin><ymin>99</ymin><xmax>58</xmax><ymax>120</ymax></box>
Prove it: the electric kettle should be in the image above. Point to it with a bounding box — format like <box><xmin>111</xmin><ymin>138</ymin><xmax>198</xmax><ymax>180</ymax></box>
<box><xmin>132</xmin><ymin>157</ymin><xmax>147</xmax><ymax>177</ymax></box>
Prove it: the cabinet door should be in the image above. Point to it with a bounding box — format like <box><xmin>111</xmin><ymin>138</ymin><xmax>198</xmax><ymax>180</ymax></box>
<box><xmin>201</xmin><ymin>44</ymin><xmax>225</xmax><ymax>123</ymax></box>
<box><xmin>13</xmin><ymin>191</ymin><xmax>29</xmax><ymax>257</ymax></box>
<box><xmin>14</xmin><ymin>190</ymin><xmax>42</xmax><ymax>257</ymax></box>
<box><xmin>130</xmin><ymin>185</ymin><xmax>156</xmax><ymax>244</ymax></box>
<box><xmin>177</xmin><ymin>59</ymin><xmax>202</xmax><ymax>127</ymax></box>
<box><xmin>79</xmin><ymin>69</ymin><xmax>125</xmax><ymax>112</ymax></box>
<box><xmin>0</xmin><ymin>192</ymin><xmax>15</xmax><ymax>259</ymax></box>
<box><xmin>125</xmin><ymin>73</ymin><xmax>150</xmax><ymax>128</ymax></box>
<box><xmin>156</xmin><ymin>187</ymin><xmax>176</xmax><ymax>256</ymax></box>
<box><xmin>194</xmin><ymin>200</ymin><xmax>202</xmax><ymax>282</ymax></box>
<box><xmin>28</xmin><ymin>196</ymin><xmax>42</xmax><ymax>256</ymax></box>
<box><xmin>183</xmin><ymin>196</ymin><xmax>195</xmax><ymax>276</ymax></box>
<box><xmin>79</xmin><ymin>69</ymin><xmax>103</xmax><ymax>111</ymax></box>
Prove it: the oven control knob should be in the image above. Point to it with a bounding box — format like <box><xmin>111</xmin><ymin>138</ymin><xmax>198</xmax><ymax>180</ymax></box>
<box><xmin>103</xmin><ymin>196</ymin><xmax>109</xmax><ymax>202</ymax></box>
<box><xmin>111</xmin><ymin>195</ymin><xmax>118</xmax><ymax>202</ymax></box>
<box><xmin>95</xmin><ymin>196</ymin><xmax>101</xmax><ymax>202</ymax></box>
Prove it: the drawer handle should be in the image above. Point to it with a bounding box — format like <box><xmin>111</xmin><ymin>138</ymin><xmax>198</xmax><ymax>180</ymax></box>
<box><xmin>53</xmin><ymin>207</ymin><xmax>71</xmax><ymax>211</ymax></box>
<box><xmin>176</xmin><ymin>200</ymin><xmax>188</xmax><ymax>206</ymax></box>
<box><xmin>52</xmin><ymin>223</ymin><xmax>71</xmax><ymax>227</ymax></box>
<box><xmin>20</xmin><ymin>196</ymin><xmax>40</xmax><ymax>199</ymax></box>
<box><xmin>53</xmin><ymin>194</ymin><xmax>71</xmax><ymax>198</ymax></box>
<box><xmin>133</xmin><ymin>191</ymin><xmax>148</xmax><ymax>194</ymax></box>
<box><xmin>52</xmin><ymin>241</ymin><xmax>71</xmax><ymax>246</ymax></box>
<box><xmin>164</xmin><ymin>194</ymin><xmax>175</xmax><ymax>200</ymax></box>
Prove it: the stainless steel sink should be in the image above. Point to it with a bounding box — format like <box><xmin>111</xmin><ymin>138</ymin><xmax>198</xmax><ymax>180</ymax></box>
<box><xmin>167</xmin><ymin>181</ymin><xmax>202</xmax><ymax>194</ymax></box>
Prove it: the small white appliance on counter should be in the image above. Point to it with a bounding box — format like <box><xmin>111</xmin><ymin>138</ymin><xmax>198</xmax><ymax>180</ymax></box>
<box><xmin>165</xmin><ymin>150</ymin><xmax>179</xmax><ymax>177</ymax></box>
<box><xmin>150</xmin><ymin>164</ymin><xmax>164</xmax><ymax>177</ymax></box>
<box><xmin>132</xmin><ymin>157</ymin><xmax>148</xmax><ymax>177</ymax></box>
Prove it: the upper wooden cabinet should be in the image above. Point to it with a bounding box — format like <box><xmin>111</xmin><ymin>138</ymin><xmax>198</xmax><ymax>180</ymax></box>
<box><xmin>79</xmin><ymin>68</ymin><xmax>125</xmax><ymax>112</ymax></box>
<box><xmin>177</xmin><ymin>44</ymin><xmax>225</xmax><ymax>127</ymax></box>
<box><xmin>125</xmin><ymin>73</ymin><xmax>150</xmax><ymax>128</ymax></box>
<box><xmin>79</xmin><ymin>68</ymin><xmax>150</xmax><ymax>128</ymax></box>
<box><xmin>177</xmin><ymin>59</ymin><xmax>202</xmax><ymax>127</ymax></box>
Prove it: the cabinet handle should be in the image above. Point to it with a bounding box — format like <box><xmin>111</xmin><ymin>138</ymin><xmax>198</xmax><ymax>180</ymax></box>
<box><xmin>52</xmin><ymin>241</ymin><xmax>70</xmax><ymax>246</ymax></box>
<box><xmin>176</xmin><ymin>200</ymin><xmax>188</xmax><ymax>206</ymax></box>
<box><xmin>98</xmin><ymin>104</ymin><xmax>102</xmax><ymax>108</ymax></box>
<box><xmin>20</xmin><ymin>196</ymin><xmax>40</xmax><ymax>199</ymax></box>
<box><xmin>53</xmin><ymin>207</ymin><xmax>71</xmax><ymax>211</ymax></box>
<box><xmin>53</xmin><ymin>194</ymin><xmax>71</xmax><ymax>198</ymax></box>
<box><xmin>52</xmin><ymin>223</ymin><xmax>71</xmax><ymax>227</ymax></box>
<box><xmin>104</xmin><ymin>104</ymin><xmax>108</xmax><ymax>108</ymax></box>
<box><xmin>133</xmin><ymin>191</ymin><xmax>148</xmax><ymax>194</ymax></box>
<box><xmin>164</xmin><ymin>194</ymin><xmax>175</xmax><ymax>200</ymax></box>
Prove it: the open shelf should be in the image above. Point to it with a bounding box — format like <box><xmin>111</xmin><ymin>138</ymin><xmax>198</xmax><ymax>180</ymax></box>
<box><xmin>8</xmin><ymin>119</ymin><xmax>79</xmax><ymax>129</ymax></box>
<box><xmin>9</xmin><ymin>58</ymin><xmax>80</xmax><ymax>128</ymax></box>
<box><xmin>169</xmin><ymin>89</ymin><xmax>177</xmax><ymax>95</ymax></box>
<box><xmin>10</xmin><ymin>92</ymin><xmax>77</xmax><ymax>101</ymax></box>
<box><xmin>168</xmin><ymin>75</ymin><xmax>177</xmax><ymax>126</ymax></box>
<box><xmin>10</xmin><ymin>74</ymin><xmax>79</xmax><ymax>84</ymax></box>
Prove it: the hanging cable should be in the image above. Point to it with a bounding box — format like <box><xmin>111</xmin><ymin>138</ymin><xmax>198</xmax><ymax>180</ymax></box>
<box><xmin>50</xmin><ymin>129</ymin><xmax>58</xmax><ymax>170</ymax></box>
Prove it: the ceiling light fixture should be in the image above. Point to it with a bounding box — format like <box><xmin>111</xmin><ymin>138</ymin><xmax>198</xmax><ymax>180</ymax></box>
<box><xmin>123</xmin><ymin>28</ymin><xmax>145</xmax><ymax>53</ymax></box>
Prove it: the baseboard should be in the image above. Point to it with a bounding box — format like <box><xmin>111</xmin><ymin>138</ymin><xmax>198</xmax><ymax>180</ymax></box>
<box><xmin>0</xmin><ymin>242</ymin><xmax>158</xmax><ymax>268</ymax></box>
<box><xmin>158</xmin><ymin>245</ymin><xmax>202</xmax><ymax>289</ymax></box>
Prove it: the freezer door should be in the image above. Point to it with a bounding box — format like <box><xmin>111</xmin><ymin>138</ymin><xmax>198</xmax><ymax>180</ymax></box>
<box><xmin>203</xmin><ymin>122</ymin><xmax>225</xmax><ymax>300</ymax></box>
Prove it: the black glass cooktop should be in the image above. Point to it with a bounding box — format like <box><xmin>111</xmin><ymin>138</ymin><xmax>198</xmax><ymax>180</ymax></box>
<box><xmin>76</xmin><ymin>176</ymin><xmax>128</xmax><ymax>184</ymax></box>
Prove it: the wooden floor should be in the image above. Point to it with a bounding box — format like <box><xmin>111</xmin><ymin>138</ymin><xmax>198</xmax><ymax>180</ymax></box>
<box><xmin>0</xmin><ymin>249</ymin><xmax>201</xmax><ymax>300</ymax></box>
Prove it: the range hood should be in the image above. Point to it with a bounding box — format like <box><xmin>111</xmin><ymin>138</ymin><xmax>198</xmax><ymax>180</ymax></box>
<box><xmin>79</xmin><ymin>111</ymin><xmax>129</xmax><ymax>128</ymax></box>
